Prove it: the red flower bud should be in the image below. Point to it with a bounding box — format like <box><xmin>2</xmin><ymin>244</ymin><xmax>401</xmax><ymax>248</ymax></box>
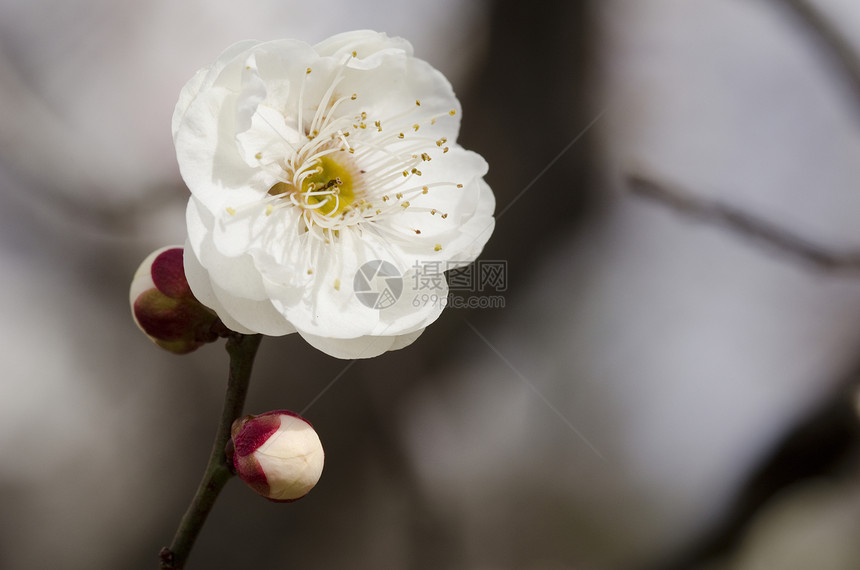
<box><xmin>227</xmin><ymin>411</ymin><xmax>324</xmax><ymax>502</ymax></box>
<box><xmin>130</xmin><ymin>246</ymin><xmax>221</xmax><ymax>354</ymax></box>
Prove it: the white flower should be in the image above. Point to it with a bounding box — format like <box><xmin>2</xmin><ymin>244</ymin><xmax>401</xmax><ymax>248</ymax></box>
<box><xmin>173</xmin><ymin>30</ymin><xmax>495</xmax><ymax>359</ymax></box>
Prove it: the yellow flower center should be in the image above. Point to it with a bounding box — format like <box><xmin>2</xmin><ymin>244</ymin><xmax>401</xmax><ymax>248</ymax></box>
<box><xmin>302</xmin><ymin>156</ymin><xmax>356</xmax><ymax>216</ymax></box>
<box><xmin>269</xmin><ymin>156</ymin><xmax>356</xmax><ymax>217</ymax></box>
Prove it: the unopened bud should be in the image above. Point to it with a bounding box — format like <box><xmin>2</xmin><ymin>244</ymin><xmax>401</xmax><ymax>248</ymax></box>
<box><xmin>130</xmin><ymin>246</ymin><xmax>221</xmax><ymax>354</ymax></box>
<box><xmin>227</xmin><ymin>411</ymin><xmax>324</xmax><ymax>502</ymax></box>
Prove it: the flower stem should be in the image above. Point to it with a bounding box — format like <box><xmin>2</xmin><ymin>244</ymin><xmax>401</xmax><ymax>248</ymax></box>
<box><xmin>159</xmin><ymin>333</ymin><xmax>263</xmax><ymax>570</ymax></box>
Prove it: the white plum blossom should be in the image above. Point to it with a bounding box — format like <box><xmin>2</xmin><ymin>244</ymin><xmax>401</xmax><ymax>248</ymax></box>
<box><xmin>173</xmin><ymin>30</ymin><xmax>495</xmax><ymax>359</ymax></box>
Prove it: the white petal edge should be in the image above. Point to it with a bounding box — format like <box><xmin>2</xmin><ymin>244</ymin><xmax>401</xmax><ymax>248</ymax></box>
<box><xmin>298</xmin><ymin>328</ymin><xmax>425</xmax><ymax>359</ymax></box>
<box><xmin>183</xmin><ymin>243</ymin><xmax>256</xmax><ymax>334</ymax></box>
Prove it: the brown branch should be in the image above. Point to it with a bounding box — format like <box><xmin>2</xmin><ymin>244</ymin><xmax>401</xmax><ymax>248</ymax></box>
<box><xmin>158</xmin><ymin>333</ymin><xmax>263</xmax><ymax>569</ymax></box>
<box><xmin>627</xmin><ymin>173</ymin><xmax>860</xmax><ymax>272</ymax></box>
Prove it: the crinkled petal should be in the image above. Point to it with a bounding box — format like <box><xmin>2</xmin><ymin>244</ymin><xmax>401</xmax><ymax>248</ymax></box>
<box><xmin>209</xmin><ymin>277</ymin><xmax>296</xmax><ymax>336</ymax></box>
<box><xmin>298</xmin><ymin>329</ymin><xmax>423</xmax><ymax>360</ymax></box>
<box><xmin>314</xmin><ymin>30</ymin><xmax>413</xmax><ymax>61</ymax></box>
<box><xmin>173</xmin><ymin>40</ymin><xmax>262</xmax><ymax>141</ymax></box>
<box><xmin>187</xmin><ymin>198</ymin><xmax>269</xmax><ymax>301</ymax></box>
<box><xmin>183</xmin><ymin>242</ymin><xmax>255</xmax><ymax>334</ymax></box>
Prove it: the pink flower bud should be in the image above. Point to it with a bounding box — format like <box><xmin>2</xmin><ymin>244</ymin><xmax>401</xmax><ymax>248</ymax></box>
<box><xmin>129</xmin><ymin>246</ymin><xmax>221</xmax><ymax>354</ymax></box>
<box><xmin>227</xmin><ymin>411</ymin><xmax>324</xmax><ymax>502</ymax></box>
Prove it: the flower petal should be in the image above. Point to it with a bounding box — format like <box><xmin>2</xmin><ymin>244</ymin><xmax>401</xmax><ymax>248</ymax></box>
<box><xmin>183</xmin><ymin>242</ymin><xmax>255</xmax><ymax>334</ymax></box>
<box><xmin>297</xmin><ymin>331</ymin><xmax>409</xmax><ymax>359</ymax></box>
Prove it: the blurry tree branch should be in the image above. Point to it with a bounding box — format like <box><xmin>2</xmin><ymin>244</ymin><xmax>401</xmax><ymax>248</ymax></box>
<box><xmin>627</xmin><ymin>173</ymin><xmax>860</xmax><ymax>272</ymax></box>
<box><xmin>779</xmin><ymin>0</ymin><xmax>860</xmax><ymax>112</ymax></box>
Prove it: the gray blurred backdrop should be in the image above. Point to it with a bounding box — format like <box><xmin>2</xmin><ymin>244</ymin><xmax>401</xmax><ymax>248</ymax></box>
<box><xmin>2</xmin><ymin>0</ymin><xmax>860</xmax><ymax>568</ymax></box>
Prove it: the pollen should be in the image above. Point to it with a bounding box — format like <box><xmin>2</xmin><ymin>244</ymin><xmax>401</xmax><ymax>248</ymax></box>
<box><xmin>398</xmin><ymin>132</ymin><xmax>405</xmax><ymax>139</ymax></box>
<box><xmin>265</xmin><ymin>205</ymin><xmax>274</xmax><ymax>216</ymax></box>
<box><xmin>334</xmin><ymin>279</ymin><xmax>341</xmax><ymax>290</ymax></box>
<box><xmin>307</xmin><ymin>269</ymin><xmax>313</xmax><ymax>275</ymax></box>
<box><xmin>351</xmin><ymin>93</ymin><xmax>357</xmax><ymax>100</ymax></box>
<box><xmin>457</xmin><ymin>183</ymin><xmax>464</xmax><ymax>188</ymax></box>
<box><xmin>412</xmin><ymin>124</ymin><xmax>420</xmax><ymax>131</ymax></box>
<box><xmin>255</xmin><ymin>152</ymin><xmax>263</xmax><ymax>159</ymax></box>
<box><xmin>422</xmin><ymin>186</ymin><xmax>429</xmax><ymax>194</ymax></box>
<box><xmin>415</xmin><ymin>99</ymin><xmax>421</xmax><ymax>106</ymax></box>
<box><xmin>434</xmin><ymin>244</ymin><xmax>442</xmax><ymax>251</ymax></box>
<box><xmin>226</xmin><ymin>207</ymin><xmax>237</xmax><ymax>216</ymax></box>
<box><xmin>402</xmin><ymin>201</ymin><xmax>411</xmax><ymax>208</ymax></box>
<box><xmin>306</xmin><ymin>67</ymin><xmax>312</xmax><ymax>74</ymax></box>
<box><xmin>449</xmin><ymin>109</ymin><xmax>456</xmax><ymax>115</ymax></box>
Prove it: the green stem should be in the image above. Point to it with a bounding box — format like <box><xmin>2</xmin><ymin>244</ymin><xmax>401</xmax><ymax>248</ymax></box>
<box><xmin>159</xmin><ymin>333</ymin><xmax>263</xmax><ymax>570</ymax></box>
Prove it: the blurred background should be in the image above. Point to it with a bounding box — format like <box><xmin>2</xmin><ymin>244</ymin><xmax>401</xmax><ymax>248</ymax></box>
<box><xmin>2</xmin><ymin>0</ymin><xmax>860</xmax><ymax>568</ymax></box>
